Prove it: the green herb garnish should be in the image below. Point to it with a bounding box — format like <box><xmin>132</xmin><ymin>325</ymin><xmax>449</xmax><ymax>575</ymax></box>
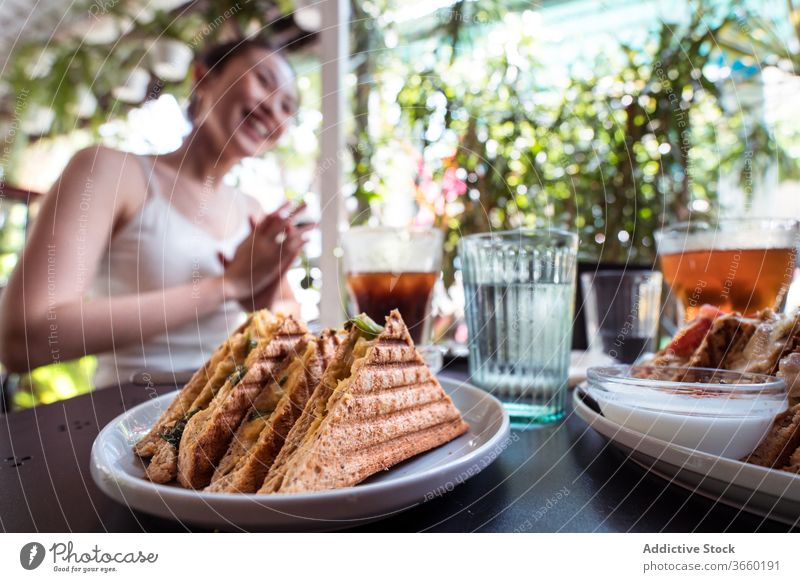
<box><xmin>159</xmin><ymin>410</ymin><xmax>198</xmax><ymax>450</ymax></box>
<box><xmin>345</xmin><ymin>313</ymin><xmax>385</xmax><ymax>338</ymax></box>
<box><xmin>228</xmin><ymin>364</ymin><xmax>248</xmax><ymax>386</ymax></box>
<box><xmin>247</xmin><ymin>338</ymin><xmax>259</xmax><ymax>353</ymax></box>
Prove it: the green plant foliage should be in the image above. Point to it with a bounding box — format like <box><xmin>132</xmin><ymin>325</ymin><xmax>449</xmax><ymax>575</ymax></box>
<box><xmin>377</xmin><ymin>1</ymin><xmax>798</xmax><ymax>285</ymax></box>
<box><xmin>0</xmin><ymin>200</ymin><xmax>29</xmax><ymax>283</ymax></box>
<box><xmin>12</xmin><ymin>357</ymin><xmax>98</xmax><ymax>410</ymax></box>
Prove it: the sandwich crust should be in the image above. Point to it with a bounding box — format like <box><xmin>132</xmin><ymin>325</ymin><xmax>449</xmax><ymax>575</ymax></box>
<box><xmin>136</xmin><ymin>310</ymin><xmax>471</xmax><ymax>493</ymax></box>
<box><xmin>784</xmin><ymin>447</ymin><xmax>800</xmax><ymax>473</ymax></box>
<box><xmin>648</xmin><ymin>308</ymin><xmax>800</xmax><ymax>384</ymax></box>
<box><xmin>133</xmin><ymin>315</ymin><xmax>257</xmax><ymax>459</ymax></box>
<box><xmin>729</xmin><ymin>310</ymin><xmax>800</xmax><ymax>375</ymax></box>
<box><xmin>747</xmin><ymin>403</ymin><xmax>800</xmax><ymax>469</ymax></box>
<box><xmin>259</xmin><ymin>329</ymin><xmax>363</xmax><ymax>493</ymax></box>
<box><xmin>778</xmin><ymin>352</ymin><xmax>800</xmax><ymax>407</ymax></box>
<box><xmin>139</xmin><ymin>324</ymin><xmax>265</xmax><ymax>483</ymax></box>
<box><xmin>134</xmin><ymin>343</ymin><xmax>229</xmax><ymax>461</ymax></box>
<box><xmin>685</xmin><ymin>314</ymin><xmax>758</xmax><ymax>370</ymax></box>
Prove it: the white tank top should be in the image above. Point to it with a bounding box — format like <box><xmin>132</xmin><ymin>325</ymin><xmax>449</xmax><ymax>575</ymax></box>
<box><xmin>92</xmin><ymin>155</ymin><xmax>250</xmax><ymax>388</ymax></box>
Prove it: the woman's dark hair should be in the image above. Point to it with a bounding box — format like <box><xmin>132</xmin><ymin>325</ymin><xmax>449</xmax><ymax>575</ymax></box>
<box><xmin>199</xmin><ymin>37</ymin><xmax>284</xmax><ymax>74</ymax></box>
<box><xmin>187</xmin><ymin>37</ymin><xmax>290</xmax><ymax>121</ymax></box>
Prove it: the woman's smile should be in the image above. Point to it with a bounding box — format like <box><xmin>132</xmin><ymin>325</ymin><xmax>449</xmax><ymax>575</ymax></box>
<box><xmin>240</xmin><ymin>106</ymin><xmax>278</xmax><ymax>144</ymax></box>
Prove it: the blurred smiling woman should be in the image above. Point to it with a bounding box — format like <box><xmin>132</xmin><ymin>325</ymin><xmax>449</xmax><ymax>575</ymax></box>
<box><xmin>0</xmin><ymin>38</ymin><xmax>313</xmax><ymax>387</ymax></box>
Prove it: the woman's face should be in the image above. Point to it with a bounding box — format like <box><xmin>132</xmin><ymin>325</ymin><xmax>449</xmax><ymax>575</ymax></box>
<box><xmin>195</xmin><ymin>47</ymin><xmax>298</xmax><ymax>160</ymax></box>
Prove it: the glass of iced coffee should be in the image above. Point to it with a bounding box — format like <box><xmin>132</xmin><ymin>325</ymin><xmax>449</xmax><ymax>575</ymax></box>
<box><xmin>341</xmin><ymin>226</ymin><xmax>444</xmax><ymax>345</ymax></box>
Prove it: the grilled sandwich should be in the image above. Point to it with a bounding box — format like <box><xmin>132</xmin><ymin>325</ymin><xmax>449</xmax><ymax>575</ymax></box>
<box><xmin>206</xmin><ymin>330</ymin><xmax>341</xmax><ymax>493</ymax></box>
<box><xmin>650</xmin><ymin>306</ymin><xmax>800</xmax><ymax>473</ymax></box>
<box><xmin>259</xmin><ymin>323</ymin><xmax>366</xmax><ymax>494</ymax></box>
<box><xmin>648</xmin><ymin>306</ymin><xmax>800</xmax><ymax>381</ymax></box>
<box><xmin>134</xmin><ymin>311</ymin><xmax>276</xmax><ymax>483</ymax></box>
<box><xmin>176</xmin><ymin>315</ymin><xmax>309</xmax><ymax>489</ymax></box>
<box><xmin>747</xmin><ymin>403</ymin><xmax>800</xmax><ymax>471</ymax></box>
<box><xmin>260</xmin><ymin>310</ymin><xmax>469</xmax><ymax>494</ymax></box>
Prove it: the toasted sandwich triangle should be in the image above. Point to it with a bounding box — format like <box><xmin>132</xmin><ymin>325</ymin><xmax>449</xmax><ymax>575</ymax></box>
<box><xmin>135</xmin><ymin>311</ymin><xmax>278</xmax><ymax>486</ymax></box>
<box><xmin>267</xmin><ymin>310</ymin><xmax>469</xmax><ymax>494</ymax></box>
<box><xmin>134</xmin><ymin>314</ymin><xmax>259</xmax><ymax>459</ymax></box>
<box><xmin>259</xmin><ymin>326</ymin><xmax>363</xmax><ymax>493</ymax></box>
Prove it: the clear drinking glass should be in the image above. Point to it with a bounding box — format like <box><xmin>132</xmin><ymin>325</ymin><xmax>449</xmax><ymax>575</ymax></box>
<box><xmin>341</xmin><ymin>227</ymin><xmax>444</xmax><ymax>367</ymax></box>
<box><xmin>581</xmin><ymin>270</ymin><xmax>663</xmax><ymax>364</ymax></box>
<box><xmin>459</xmin><ymin>229</ymin><xmax>578</xmax><ymax>425</ymax></box>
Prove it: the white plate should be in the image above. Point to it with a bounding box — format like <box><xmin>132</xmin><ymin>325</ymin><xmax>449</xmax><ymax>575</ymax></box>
<box><xmin>91</xmin><ymin>377</ymin><xmax>510</xmax><ymax>531</ymax></box>
<box><xmin>572</xmin><ymin>389</ymin><xmax>800</xmax><ymax>528</ymax></box>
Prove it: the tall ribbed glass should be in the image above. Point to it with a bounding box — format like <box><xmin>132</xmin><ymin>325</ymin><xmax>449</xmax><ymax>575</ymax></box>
<box><xmin>459</xmin><ymin>229</ymin><xmax>578</xmax><ymax>425</ymax></box>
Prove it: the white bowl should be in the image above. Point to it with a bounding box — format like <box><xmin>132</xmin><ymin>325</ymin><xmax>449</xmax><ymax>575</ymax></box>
<box><xmin>573</xmin><ymin>389</ymin><xmax>800</xmax><ymax>527</ymax></box>
<box><xmin>584</xmin><ymin>366</ymin><xmax>788</xmax><ymax>459</ymax></box>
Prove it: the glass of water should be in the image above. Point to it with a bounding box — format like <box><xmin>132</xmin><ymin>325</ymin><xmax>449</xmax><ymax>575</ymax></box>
<box><xmin>459</xmin><ymin>229</ymin><xmax>578</xmax><ymax>425</ymax></box>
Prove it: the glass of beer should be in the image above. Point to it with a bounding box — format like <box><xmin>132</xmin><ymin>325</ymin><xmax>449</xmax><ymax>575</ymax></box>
<box><xmin>656</xmin><ymin>218</ymin><xmax>799</xmax><ymax>320</ymax></box>
<box><xmin>341</xmin><ymin>226</ymin><xmax>444</xmax><ymax>345</ymax></box>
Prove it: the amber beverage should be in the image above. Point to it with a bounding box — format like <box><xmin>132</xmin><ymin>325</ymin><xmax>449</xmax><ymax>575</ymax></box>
<box><xmin>346</xmin><ymin>272</ymin><xmax>437</xmax><ymax>343</ymax></box>
<box><xmin>656</xmin><ymin>219</ymin><xmax>799</xmax><ymax>321</ymax></box>
<box><xmin>660</xmin><ymin>247</ymin><xmax>796</xmax><ymax>320</ymax></box>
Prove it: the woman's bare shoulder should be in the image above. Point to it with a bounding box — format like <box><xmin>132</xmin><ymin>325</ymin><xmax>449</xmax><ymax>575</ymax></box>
<box><xmin>59</xmin><ymin>146</ymin><xmax>148</xmax><ymax>208</ymax></box>
<box><xmin>66</xmin><ymin>145</ymin><xmax>131</xmax><ymax>170</ymax></box>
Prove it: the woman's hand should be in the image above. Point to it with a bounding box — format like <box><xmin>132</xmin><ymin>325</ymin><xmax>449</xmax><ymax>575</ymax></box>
<box><xmin>218</xmin><ymin>202</ymin><xmax>315</xmax><ymax>302</ymax></box>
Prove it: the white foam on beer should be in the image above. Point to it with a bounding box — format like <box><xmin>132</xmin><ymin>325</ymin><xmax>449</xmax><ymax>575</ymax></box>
<box><xmin>658</xmin><ymin>229</ymin><xmax>797</xmax><ymax>254</ymax></box>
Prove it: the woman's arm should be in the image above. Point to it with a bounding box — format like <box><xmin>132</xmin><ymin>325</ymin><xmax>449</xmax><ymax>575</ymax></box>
<box><xmin>0</xmin><ymin>147</ymin><xmax>231</xmax><ymax>373</ymax></box>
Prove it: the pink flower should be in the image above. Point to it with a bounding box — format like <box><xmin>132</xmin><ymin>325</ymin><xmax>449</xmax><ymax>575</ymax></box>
<box><xmin>433</xmin><ymin>194</ymin><xmax>446</xmax><ymax>215</ymax></box>
<box><xmin>413</xmin><ymin>206</ymin><xmax>436</xmax><ymax>227</ymax></box>
<box><xmin>416</xmin><ymin>157</ymin><xmax>433</xmax><ymax>185</ymax></box>
<box><xmin>442</xmin><ymin>166</ymin><xmax>467</xmax><ymax>202</ymax></box>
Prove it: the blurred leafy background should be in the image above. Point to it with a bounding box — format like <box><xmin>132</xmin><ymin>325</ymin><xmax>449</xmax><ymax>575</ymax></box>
<box><xmin>2</xmin><ymin>0</ymin><xmax>800</xmax><ymax>407</ymax></box>
<box><xmin>350</xmin><ymin>0</ymin><xmax>800</xmax><ymax>285</ymax></box>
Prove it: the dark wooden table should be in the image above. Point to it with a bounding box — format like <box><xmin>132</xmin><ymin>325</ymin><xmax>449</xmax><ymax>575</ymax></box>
<box><xmin>1</xmin><ymin>361</ymin><xmax>796</xmax><ymax>532</ymax></box>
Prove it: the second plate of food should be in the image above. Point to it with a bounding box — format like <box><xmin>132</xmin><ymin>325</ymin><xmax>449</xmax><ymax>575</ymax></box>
<box><xmin>90</xmin><ymin>377</ymin><xmax>509</xmax><ymax>531</ymax></box>
<box><xmin>573</xmin><ymin>387</ymin><xmax>800</xmax><ymax>528</ymax></box>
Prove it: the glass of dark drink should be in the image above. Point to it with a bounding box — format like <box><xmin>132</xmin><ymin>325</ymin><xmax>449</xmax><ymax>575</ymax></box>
<box><xmin>581</xmin><ymin>270</ymin><xmax>663</xmax><ymax>364</ymax></box>
<box><xmin>341</xmin><ymin>227</ymin><xmax>444</xmax><ymax>345</ymax></box>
